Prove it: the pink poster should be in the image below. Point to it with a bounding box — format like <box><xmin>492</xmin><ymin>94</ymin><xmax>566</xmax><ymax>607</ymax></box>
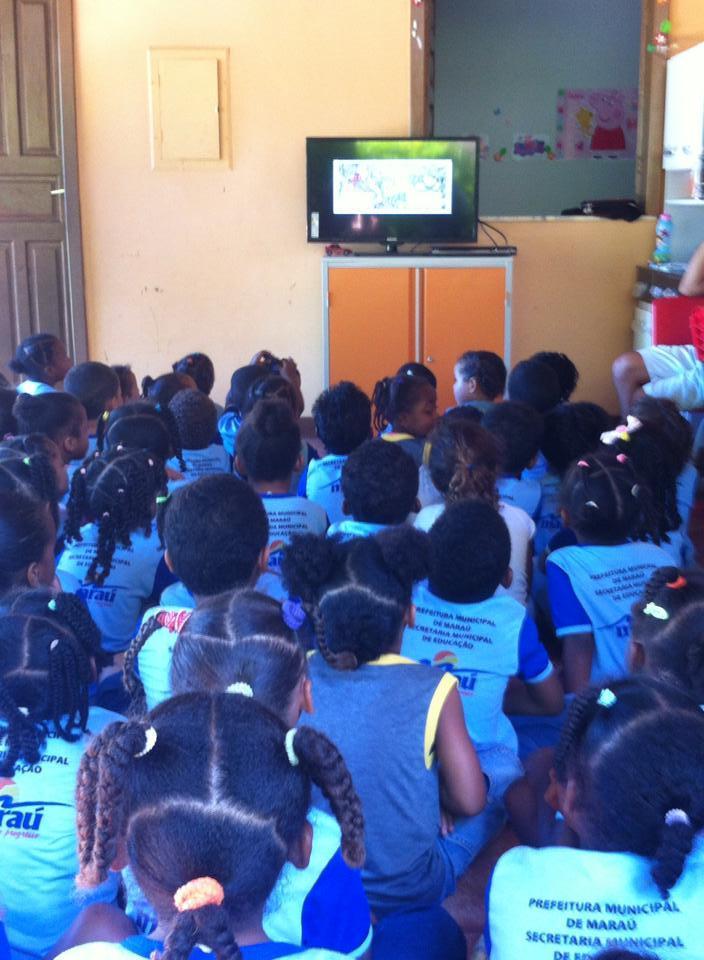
<box><xmin>556</xmin><ymin>88</ymin><xmax>639</xmax><ymax>159</ymax></box>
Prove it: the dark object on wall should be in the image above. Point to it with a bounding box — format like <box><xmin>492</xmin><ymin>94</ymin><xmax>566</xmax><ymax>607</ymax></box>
<box><xmin>562</xmin><ymin>199</ymin><xmax>643</xmax><ymax>222</ymax></box>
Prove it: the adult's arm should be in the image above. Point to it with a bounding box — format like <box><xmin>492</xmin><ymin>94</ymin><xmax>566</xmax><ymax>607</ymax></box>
<box><xmin>679</xmin><ymin>241</ymin><xmax>704</xmax><ymax>296</ymax></box>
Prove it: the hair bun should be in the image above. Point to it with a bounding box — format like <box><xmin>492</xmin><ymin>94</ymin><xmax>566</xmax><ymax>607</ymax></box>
<box><xmin>280</xmin><ymin>533</ymin><xmax>338</xmax><ymax>602</ymax></box>
<box><xmin>376</xmin><ymin>526</ymin><xmax>430</xmax><ymax>589</ymax></box>
<box><xmin>252</xmin><ymin>398</ymin><xmax>295</xmax><ymax>437</ymax></box>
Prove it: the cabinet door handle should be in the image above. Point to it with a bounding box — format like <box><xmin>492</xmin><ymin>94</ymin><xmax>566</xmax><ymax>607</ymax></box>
<box><xmin>426</xmin><ymin>355</ymin><xmax>434</xmax><ymax>363</ymax></box>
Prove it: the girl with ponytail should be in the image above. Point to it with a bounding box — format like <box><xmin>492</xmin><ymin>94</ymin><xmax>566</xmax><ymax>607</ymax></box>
<box><xmin>415</xmin><ymin>414</ymin><xmax>536</xmax><ymax>604</ymax></box>
<box><xmin>58</xmin><ymin>448</ymin><xmax>173</xmax><ymax>655</ymax></box>
<box><xmin>53</xmin><ymin>692</ymin><xmax>364</xmax><ymax>960</ymax></box>
<box><xmin>0</xmin><ymin>588</ymin><xmax>121</xmax><ymax>957</ymax></box>
<box><xmin>488</xmin><ymin>677</ymin><xmax>704</xmax><ymax>960</ymax></box>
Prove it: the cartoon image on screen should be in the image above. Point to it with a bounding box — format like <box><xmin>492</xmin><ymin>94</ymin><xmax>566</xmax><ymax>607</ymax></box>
<box><xmin>333</xmin><ymin>158</ymin><xmax>453</xmax><ymax>216</ymax></box>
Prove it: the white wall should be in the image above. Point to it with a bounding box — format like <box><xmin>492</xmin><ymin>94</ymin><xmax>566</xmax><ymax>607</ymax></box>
<box><xmin>434</xmin><ymin>0</ymin><xmax>642</xmax><ymax>216</ymax></box>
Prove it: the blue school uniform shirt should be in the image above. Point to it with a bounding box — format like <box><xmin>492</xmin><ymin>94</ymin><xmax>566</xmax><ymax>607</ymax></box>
<box><xmin>15</xmin><ymin>380</ymin><xmax>55</xmax><ymax>396</ymax></box>
<box><xmin>305</xmin><ymin>454</ymin><xmax>347</xmax><ymax>525</ymax></box>
<box><xmin>0</xmin><ymin>707</ymin><xmax>122</xmax><ymax>958</ymax></box>
<box><xmin>487</xmin><ymin>837</ymin><xmax>704</xmax><ymax>960</ymax></box>
<box><xmin>675</xmin><ymin>461</ymin><xmax>698</xmax><ymax>567</ymax></box>
<box><xmin>57</xmin><ymin>519</ymin><xmax>172</xmax><ymax>653</ymax></box>
<box><xmin>402</xmin><ymin>581</ymin><xmax>551</xmax><ymax>752</ymax></box>
<box><xmin>166</xmin><ymin>443</ymin><xmax>231</xmax><ymax>486</ymax></box>
<box><xmin>533</xmin><ymin>470</ymin><xmax>562</xmax><ymax>558</ymax></box>
<box><xmin>122</xmin><ymin>807</ymin><xmax>371</xmax><ymax>958</ymax></box>
<box><xmin>497</xmin><ymin>476</ymin><xmax>541</xmax><ymax>519</ymax></box>
<box><xmin>521</xmin><ymin>451</ymin><xmax>548</xmax><ymax>482</ymax></box>
<box><xmin>547</xmin><ymin>540</ymin><xmax>673</xmax><ymax>684</ymax></box>
<box><xmin>262</xmin><ymin>495</ymin><xmax>328</xmax><ymax>573</ymax></box>
<box><xmin>218</xmin><ymin>409</ymin><xmax>240</xmax><ymax>456</ymax></box>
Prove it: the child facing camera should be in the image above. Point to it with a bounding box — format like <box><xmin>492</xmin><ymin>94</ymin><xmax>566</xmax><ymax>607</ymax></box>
<box><xmin>487</xmin><ymin>678</ymin><xmax>704</xmax><ymax>960</ymax></box>
<box><xmin>236</xmin><ymin>400</ymin><xmax>327</xmax><ymax>574</ymax></box>
<box><xmin>547</xmin><ymin>450</ymin><xmax>672</xmax><ymax>692</ymax></box>
<box><xmin>483</xmin><ymin>400</ymin><xmax>544</xmax><ymax>518</ymax></box>
<box><xmin>306</xmin><ymin>381</ymin><xmax>371</xmax><ymax>524</ymax></box>
<box><xmin>452</xmin><ymin>350</ymin><xmax>506</xmax><ymax>413</ymax></box>
<box><xmin>327</xmin><ymin>438</ymin><xmax>419</xmax><ymax>540</ymax></box>
<box><xmin>127</xmin><ymin>473</ymin><xmax>271</xmax><ymax>710</ymax></box>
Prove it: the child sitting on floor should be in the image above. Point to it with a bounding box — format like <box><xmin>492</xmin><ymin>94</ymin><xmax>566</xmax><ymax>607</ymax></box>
<box><xmin>483</xmin><ymin>400</ymin><xmax>544</xmax><ymax>518</ymax></box>
<box><xmin>452</xmin><ymin>350</ymin><xmax>506</xmax><ymax>413</ymax></box>
<box><xmin>327</xmin><ymin>439</ymin><xmax>419</xmax><ymax>541</ymax></box>
<box><xmin>305</xmin><ymin>381</ymin><xmax>371</xmax><ymax>524</ymax></box>
<box><xmin>372</xmin><ymin>373</ymin><xmax>437</xmax><ymax>466</ymax></box>
<box><xmin>236</xmin><ymin>400</ymin><xmax>327</xmax><ymax>573</ymax></box>
<box><xmin>13</xmin><ymin>391</ymin><xmax>89</xmax><ymax>471</ymax></box>
<box><xmin>10</xmin><ymin>333</ymin><xmax>71</xmax><ymax>396</ymax></box>
<box><xmin>124</xmin><ymin>474</ymin><xmax>270</xmax><ymax>710</ymax></box>
<box><xmin>167</xmin><ymin>388</ymin><xmax>230</xmax><ymax>483</ymax></box>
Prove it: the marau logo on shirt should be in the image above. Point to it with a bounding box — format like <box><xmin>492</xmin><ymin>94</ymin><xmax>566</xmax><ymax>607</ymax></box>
<box><xmin>268</xmin><ymin>540</ymin><xmax>285</xmax><ymax>570</ymax></box>
<box><xmin>0</xmin><ymin>783</ymin><xmax>71</xmax><ymax>839</ymax></box>
<box><xmin>76</xmin><ymin>584</ymin><xmax>118</xmax><ymax>604</ymax></box>
<box><xmin>422</xmin><ymin>651</ymin><xmax>479</xmax><ymax>694</ymax></box>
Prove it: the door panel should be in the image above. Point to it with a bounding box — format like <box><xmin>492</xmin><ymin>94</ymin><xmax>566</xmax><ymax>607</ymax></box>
<box><xmin>328</xmin><ymin>267</ymin><xmax>415</xmax><ymax>402</ymax></box>
<box><xmin>422</xmin><ymin>267</ymin><xmax>506</xmax><ymax>411</ymax></box>
<box><xmin>0</xmin><ymin>0</ymin><xmax>86</xmax><ymax>382</ymax></box>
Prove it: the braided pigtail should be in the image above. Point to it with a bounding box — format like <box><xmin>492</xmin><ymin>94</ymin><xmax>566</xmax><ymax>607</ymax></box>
<box><xmin>155</xmin><ymin>403</ymin><xmax>186</xmax><ymax>471</ymax></box>
<box><xmin>88</xmin><ymin>513</ymin><xmax>120</xmax><ymax>586</ymax></box>
<box><xmin>48</xmin><ymin>637</ymin><xmax>89</xmax><ymax>741</ymax></box>
<box><xmin>446</xmin><ymin>436</ymin><xmax>498</xmax><ymax>507</ymax></box>
<box><xmin>23</xmin><ymin>451</ymin><xmax>59</xmax><ymax>503</ymax></box>
<box><xmin>0</xmin><ymin>680</ymin><xmax>43</xmax><ymax>777</ymax></box>
<box><xmin>76</xmin><ymin>720</ymin><xmax>154</xmax><ymax>888</ymax></box>
<box><xmin>123</xmin><ymin>615</ymin><xmax>163</xmax><ymax>716</ymax></box>
<box><xmin>554</xmin><ymin>688</ymin><xmax>601</xmax><ymax>782</ymax></box>
<box><xmin>64</xmin><ymin>461</ymin><xmax>91</xmax><ymax>541</ymax></box>
<box><xmin>652</xmin><ymin>813</ymin><xmax>696</xmax><ymax>898</ymax></box>
<box><xmin>313</xmin><ymin>608</ymin><xmax>358</xmax><ymax>671</ymax></box>
<box><xmin>163</xmin><ymin>906</ymin><xmax>241</xmax><ymax>960</ymax></box>
<box><xmin>643</xmin><ymin>566</ymin><xmax>682</xmax><ymax>602</ymax></box>
<box><xmin>51</xmin><ymin>592</ymin><xmax>103</xmax><ymax>660</ymax></box>
<box><xmin>292</xmin><ymin>726</ymin><xmax>365</xmax><ymax>868</ymax></box>
<box><xmin>371</xmin><ymin>377</ymin><xmax>392</xmax><ymax>434</ymax></box>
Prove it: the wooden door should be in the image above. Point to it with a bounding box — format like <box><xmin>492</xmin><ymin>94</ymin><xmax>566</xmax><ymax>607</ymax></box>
<box><xmin>328</xmin><ymin>267</ymin><xmax>415</xmax><ymax>402</ymax></box>
<box><xmin>422</xmin><ymin>267</ymin><xmax>507</xmax><ymax>411</ymax></box>
<box><xmin>0</xmin><ymin>0</ymin><xmax>86</xmax><ymax>382</ymax></box>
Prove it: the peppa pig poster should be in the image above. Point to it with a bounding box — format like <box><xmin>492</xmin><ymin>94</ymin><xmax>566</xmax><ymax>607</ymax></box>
<box><xmin>556</xmin><ymin>88</ymin><xmax>638</xmax><ymax>160</ymax></box>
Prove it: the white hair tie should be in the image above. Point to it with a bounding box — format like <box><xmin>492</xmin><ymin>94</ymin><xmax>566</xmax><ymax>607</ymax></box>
<box><xmin>134</xmin><ymin>726</ymin><xmax>158</xmax><ymax>759</ymax></box>
<box><xmin>643</xmin><ymin>601</ymin><xmax>669</xmax><ymax>621</ymax></box>
<box><xmin>665</xmin><ymin>808</ymin><xmax>691</xmax><ymax>828</ymax></box>
<box><xmin>284</xmin><ymin>729</ymin><xmax>299</xmax><ymax>767</ymax></box>
<box><xmin>597</xmin><ymin>688</ymin><xmax>617</xmax><ymax>709</ymax></box>
<box><xmin>226</xmin><ymin>682</ymin><xmax>253</xmax><ymax>698</ymax></box>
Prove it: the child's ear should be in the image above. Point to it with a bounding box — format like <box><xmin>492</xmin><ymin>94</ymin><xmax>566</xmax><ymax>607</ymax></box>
<box><xmin>234</xmin><ymin>454</ymin><xmax>246</xmax><ymax>478</ymax></box>
<box><xmin>257</xmin><ymin>544</ymin><xmax>271</xmax><ymax>574</ymax></box>
<box><xmin>164</xmin><ymin>549</ymin><xmax>175</xmax><ymax>574</ymax></box>
<box><xmin>560</xmin><ymin>507</ymin><xmax>570</xmax><ymax>526</ymax></box>
<box><xmin>403</xmin><ymin>604</ymin><xmax>416</xmax><ymax>629</ymax></box>
<box><xmin>466</xmin><ymin>377</ymin><xmax>478</xmax><ymax>396</ymax></box>
<box><xmin>342</xmin><ymin>499</ymin><xmax>351</xmax><ymax>517</ymax></box>
<box><xmin>501</xmin><ymin>567</ymin><xmax>513</xmax><ymax>590</ymax></box>
<box><xmin>301</xmin><ymin>677</ymin><xmax>314</xmax><ymax>715</ymax></box>
<box><xmin>26</xmin><ymin>562</ymin><xmax>42</xmax><ymax>588</ymax></box>
<box><xmin>544</xmin><ymin>768</ymin><xmax>562</xmax><ymax>812</ymax></box>
<box><xmin>110</xmin><ymin>835</ymin><xmax>129</xmax><ymax>873</ymax></box>
<box><xmin>287</xmin><ymin>820</ymin><xmax>313</xmax><ymax>871</ymax></box>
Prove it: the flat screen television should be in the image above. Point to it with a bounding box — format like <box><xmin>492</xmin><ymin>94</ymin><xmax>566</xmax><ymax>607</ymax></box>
<box><xmin>306</xmin><ymin>137</ymin><xmax>479</xmax><ymax>250</ymax></box>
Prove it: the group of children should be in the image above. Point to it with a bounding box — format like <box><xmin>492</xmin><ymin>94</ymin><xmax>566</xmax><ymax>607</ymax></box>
<box><xmin>0</xmin><ymin>331</ymin><xmax>703</xmax><ymax>960</ymax></box>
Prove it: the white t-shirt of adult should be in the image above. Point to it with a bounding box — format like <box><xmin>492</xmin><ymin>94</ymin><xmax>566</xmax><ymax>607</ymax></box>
<box><xmin>547</xmin><ymin>541</ymin><xmax>673</xmax><ymax>684</ymax></box>
<box><xmin>166</xmin><ymin>444</ymin><xmax>231</xmax><ymax>488</ymax></box>
<box><xmin>57</xmin><ymin>519</ymin><xmax>167</xmax><ymax>653</ymax></box>
<box><xmin>402</xmin><ymin>581</ymin><xmax>551</xmax><ymax>752</ymax></box>
<box><xmin>0</xmin><ymin>707</ymin><xmax>122</xmax><ymax>958</ymax></box>
<box><xmin>414</xmin><ymin>502</ymin><xmax>536</xmax><ymax>606</ymax></box>
<box><xmin>262</xmin><ymin>495</ymin><xmax>328</xmax><ymax>573</ymax></box>
<box><xmin>305</xmin><ymin>454</ymin><xmax>347</xmax><ymax>525</ymax></box>
<box><xmin>487</xmin><ymin>837</ymin><xmax>704</xmax><ymax>960</ymax></box>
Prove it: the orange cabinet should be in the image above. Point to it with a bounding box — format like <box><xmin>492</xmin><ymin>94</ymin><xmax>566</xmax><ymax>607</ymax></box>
<box><xmin>323</xmin><ymin>256</ymin><xmax>513</xmax><ymax>411</ymax></box>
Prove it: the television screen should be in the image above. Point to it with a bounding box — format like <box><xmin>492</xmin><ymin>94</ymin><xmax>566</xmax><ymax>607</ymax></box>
<box><xmin>306</xmin><ymin>137</ymin><xmax>479</xmax><ymax>247</ymax></box>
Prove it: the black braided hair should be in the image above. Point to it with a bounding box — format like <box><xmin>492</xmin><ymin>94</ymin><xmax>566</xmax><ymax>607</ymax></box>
<box><xmin>561</xmin><ymin>448</ymin><xmax>660</xmax><ymax>544</ymax></box>
<box><xmin>98</xmin><ymin>399</ymin><xmax>185</xmax><ymax>470</ymax></box>
<box><xmin>554</xmin><ymin>676</ymin><xmax>704</xmax><ymax>898</ymax></box>
<box><xmin>371</xmin><ymin>374</ymin><xmax>435</xmax><ymax>434</ymax></box>
<box><xmin>123</xmin><ymin>613</ymin><xmax>176</xmax><ymax>716</ymax></box>
<box><xmin>169</xmin><ymin>388</ymin><xmax>218</xmax><ymax>451</ymax></box>
<box><xmin>76</xmin><ymin>692</ymin><xmax>364</xmax><ymax>959</ymax></box>
<box><xmin>631</xmin><ymin>565</ymin><xmax>704</xmax><ymax>649</ymax></box>
<box><xmin>0</xmin><ymin>587</ymin><xmax>101</xmax><ymax>773</ymax></box>
<box><xmin>8</xmin><ymin>333</ymin><xmax>63</xmax><ymax>382</ymax></box>
<box><xmin>64</xmin><ymin>448</ymin><xmax>167</xmax><ymax>586</ymax></box>
<box><xmin>0</xmin><ymin>441</ymin><xmax>59</xmax><ymax>505</ymax></box>
<box><xmin>141</xmin><ymin>372</ymin><xmax>196</xmax><ymax>408</ymax></box>
<box><xmin>172</xmin><ymin>353</ymin><xmax>215</xmax><ymax>396</ymax></box>
<box><xmin>281</xmin><ymin>526</ymin><xmax>429</xmax><ymax>668</ymax></box>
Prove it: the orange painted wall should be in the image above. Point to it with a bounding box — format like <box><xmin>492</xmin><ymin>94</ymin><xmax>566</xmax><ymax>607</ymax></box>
<box><xmin>73</xmin><ymin>1</ymin><xmax>654</xmax><ymax>413</ymax></box>
<box><xmin>670</xmin><ymin>0</ymin><xmax>704</xmax><ymax>50</ymax></box>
